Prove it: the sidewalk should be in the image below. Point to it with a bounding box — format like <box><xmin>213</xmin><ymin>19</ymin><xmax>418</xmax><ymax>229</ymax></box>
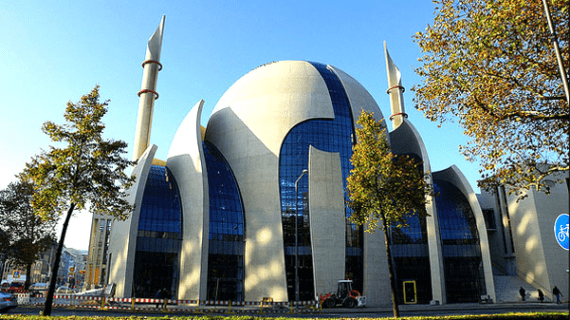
<box><xmin>331</xmin><ymin>300</ymin><xmax>569</xmax><ymax>314</ymax></box>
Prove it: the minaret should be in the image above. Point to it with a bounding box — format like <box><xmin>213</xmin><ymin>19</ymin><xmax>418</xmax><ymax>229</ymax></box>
<box><xmin>133</xmin><ymin>15</ymin><xmax>165</xmax><ymax>161</ymax></box>
<box><xmin>384</xmin><ymin>42</ymin><xmax>408</xmax><ymax>130</ymax></box>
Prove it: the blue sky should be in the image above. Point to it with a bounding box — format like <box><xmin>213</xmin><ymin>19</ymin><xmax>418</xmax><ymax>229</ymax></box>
<box><xmin>1</xmin><ymin>0</ymin><xmax>481</xmax><ymax>250</ymax></box>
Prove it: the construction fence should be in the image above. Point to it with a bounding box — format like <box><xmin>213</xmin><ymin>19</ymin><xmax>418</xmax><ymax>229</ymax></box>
<box><xmin>15</xmin><ymin>292</ymin><xmax>320</xmax><ymax>314</ymax></box>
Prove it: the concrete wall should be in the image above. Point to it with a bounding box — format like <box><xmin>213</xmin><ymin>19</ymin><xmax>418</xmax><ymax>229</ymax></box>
<box><xmin>534</xmin><ymin>180</ymin><xmax>569</xmax><ymax>298</ymax></box>
<box><xmin>107</xmin><ymin>144</ymin><xmax>157</xmax><ymax>297</ymax></box>
<box><xmin>507</xmin><ymin>176</ymin><xmax>569</xmax><ymax>298</ymax></box>
<box><xmin>166</xmin><ymin>100</ymin><xmax>209</xmax><ymax>300</ymax></box>
<box><xmin>478</xmin><ymin>189</ymin><xmax>517</xmax><ymax>276</ymax></box>
<box><xmin>308</xmin><ymin>146</ymin><xmax>346</xmax><ymax>297</ymax></box>
<box><xmin>363</xmin><ymin>225</ymin><xmax>390</xmax><ymax>306</ymax></box>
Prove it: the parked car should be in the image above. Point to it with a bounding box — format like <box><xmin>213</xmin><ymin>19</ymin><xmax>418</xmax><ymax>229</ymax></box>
<box><xmin>0</xmin><ymin>291</ymin><xmax>17</xmax><ymax>312</ymax></box>
<box><xmin>6</xmin><ymin>282</ymin><xmax>24</xmax><ymax>293</ymax></box>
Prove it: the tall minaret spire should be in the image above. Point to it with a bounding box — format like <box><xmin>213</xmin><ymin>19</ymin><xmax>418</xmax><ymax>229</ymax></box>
<box><xmin>384</xmin><ymin>42</ymin><xmax>408</xmax><ymax>130</ymax></box>
<box><xmin>133</xmin><ymin>15</ymin><xmax>165</xmax><ymax>161</ymax></box>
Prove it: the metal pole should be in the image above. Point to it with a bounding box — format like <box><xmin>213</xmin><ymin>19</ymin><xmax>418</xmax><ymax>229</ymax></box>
<box><xmin>294</xmin><ymin>169</ymin><xmax>308</xmax><ymax>304</ymax></box>
<box><xmin>541</xmin><ymin>0</ymin><xmax>570</xmax><ymax>106</ymax></box>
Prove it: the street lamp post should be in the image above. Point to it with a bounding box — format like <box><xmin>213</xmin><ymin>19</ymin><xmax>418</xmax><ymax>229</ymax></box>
<box><xmin>294</xmin><ymin>169</ymin><xmax>308</xmax><ymax>304</ymax></box>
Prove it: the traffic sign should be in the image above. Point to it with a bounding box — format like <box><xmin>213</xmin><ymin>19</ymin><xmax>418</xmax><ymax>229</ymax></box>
<box><xmin>554</xmin><ymin>213</ymin><xmax>569</xmax><ymax>250</ymax></box>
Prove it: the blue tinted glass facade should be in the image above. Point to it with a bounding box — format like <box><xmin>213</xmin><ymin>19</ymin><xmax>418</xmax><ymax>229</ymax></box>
<box><xmin>279</xmin><ymin>62</ymin><xmax>363</xmax><ymax>300</ymax></box>
<box><xmin>390</xmin><ymin>211</ymin><xmax>431</xmax><ymax>305</ymax></box>
<box><xmin>434</xmin><ymin>180</ymin><xmax>485</xmax><ymax>303</ymax></box>
<box><xmin>390</xmin><ymin>214</ymin><xmax>427</xmax><ymax>244</ymax></box>
<box><xmin>134</xmin><ymin>165</ymin><xmax>182</xmax><ymax>299</ymax></box>
<box><xmin>389</xmin><ymin>153</ymin><xmax>431</xmax><ymax>303</ymax></box>
<box><xmin>391</xmin><ymin>213</ymin><xmax>432</xmax><ymax>304</ymax></box>
<box><xmin>203</xmin><ymin>141</ymin><xmax>245</xmax><ymax>301</ymax></box>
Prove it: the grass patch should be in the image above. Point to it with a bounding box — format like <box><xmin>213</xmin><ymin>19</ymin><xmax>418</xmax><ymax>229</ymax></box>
<box><xmin>0</xmin><ymin>312</ymin><xmax>568</xmax><ymax>320</ymax></box>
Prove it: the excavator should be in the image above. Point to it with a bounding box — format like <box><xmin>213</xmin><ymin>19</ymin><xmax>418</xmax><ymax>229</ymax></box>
<box><xmin>319</xmin><ymin>280</ymin><xmax>366</xmax><ymax>308</ymax></box>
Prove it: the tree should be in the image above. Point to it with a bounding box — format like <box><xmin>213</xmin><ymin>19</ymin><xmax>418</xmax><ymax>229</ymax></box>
<box><xmin>412</xmin><ymin>0</ymin><xmax>568</xmax><ymax>195</ymax></box>
<box><xmin>0</xmin><ymin>180</ymin><xmax>57</xmax><ymax>290</ymax></box>
<box><xmin>346</xmin><ymin>111</ymin><xmax>432</xmax><ymax>318</ymax></box>
<box><xmin>20</xmin><ymin>86</ymin><xmax>136</xmax><ymax>316</ymax></box>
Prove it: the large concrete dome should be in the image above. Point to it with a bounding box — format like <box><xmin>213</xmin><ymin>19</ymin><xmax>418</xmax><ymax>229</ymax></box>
<box><xmin>206</xmin><ymin>60</ymin><xmax>383</xmax><ymax>154</ymax></box>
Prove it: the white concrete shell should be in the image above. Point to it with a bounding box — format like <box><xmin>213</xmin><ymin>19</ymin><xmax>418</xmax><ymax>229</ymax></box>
<box><xmin>108</xmin><ymin>144</ymin><xmax>158</xmax><ymax>297</ymax></box>
<box><xmin>332</xmin><ymin>67</ymin><xmax>386</xmax><ymax>126</ymax></box>
<box><xmin>389</xmin><ymin>118</ymin><xmax>446</xmax><ymax>303</ymax></box>
<box><xmin>205</xmin><ymin>61</ymin><xmax>384</xmax><ymax>302</ymax></box>
<box><xmin>307</xmin><ymin>146</ymin><xmax>346</xmax><ymax>296</ymax></box>
<box><xmin>432</xmin><ymin>166</ymin><xmax>497</xmax><ymax>303</ymax></box>
<box><xmin>166</xmin><ymin>100</ymin><xmax>209</xmax><ymax>300</ymax></box>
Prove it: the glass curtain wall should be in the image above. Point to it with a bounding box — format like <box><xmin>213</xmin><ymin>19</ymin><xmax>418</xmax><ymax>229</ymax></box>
<box><xmin>133</xmin><ymin>165</ymin><xmax>183</xmax><ymax>299</ymax></box>
<box><xmin>390</xmin><ymin>214</ymin><xmax>431</xmax><ymax>304</ymax></box>
<box><xmin>434</xmin><ymin>180</ymin><xmax>486</xmax><ymax>303</ymax></box>
<box><xmin>389</xmin><ymin>153</ymin><xmax>431</xmax><ymax>304</ymax></box>
<box><xmin>203</xmin><ymin>141</ymin><xmax>245</xmax><ymax>301</ymax></box>
<box><xmin>279</xmin><ymin>62</ymin><xmax>362</xmax><ymax>301</ymax></box>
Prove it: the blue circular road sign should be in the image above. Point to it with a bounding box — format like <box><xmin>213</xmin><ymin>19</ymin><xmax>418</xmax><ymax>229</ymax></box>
<box><xmin>554</xmin><ymin>213</ymin><xmax>569</xmax><ymax>250</ymax></box>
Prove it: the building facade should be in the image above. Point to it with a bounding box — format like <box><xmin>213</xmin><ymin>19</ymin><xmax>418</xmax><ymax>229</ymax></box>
<box><xmin>85</xmin><ymin>214</ymin><xmax>113</xmax><ymax>290</ymax></box>
<box><xmin>478</xmin><ymin>174</ymin><xmax>569</xmax><ymax>302</ymax></box>
<box><xmin>106</xmin><ymin>39</ymin><xmax>497</xmax><ymax>305</ymax></box>
<box><xmin>1</xmin><ymin>245</ymin><xmax>85</xmax><ymax>287</ymax></box>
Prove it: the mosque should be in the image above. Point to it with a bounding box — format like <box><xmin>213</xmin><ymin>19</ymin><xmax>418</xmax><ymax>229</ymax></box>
<box><xmin>93</xmin><ymin>17</ymin><xmax>567</xmax><ymax>307</ymax></box>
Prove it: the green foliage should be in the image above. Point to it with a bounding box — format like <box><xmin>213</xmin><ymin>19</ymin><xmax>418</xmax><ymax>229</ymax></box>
<box><xmin>20</xmin><ymin>85</ymin><xmax>136</xmax><ymax>221</ymax></box>
<box><xmin>18</xmin><ymin>85</ymin><xmax>136</xmax><ymax>315</ymax></box>
<box><xmin>346</xmin><ymin>111</ymin><xmax>431</xmax><ymax>233</ymax></box>
<box><xmin>412</xmin><ymin>0</ymin><xmax>569</xmax><ymax>194</ymax></box>
<box><xmin>0</xmin><ymin>179</ymin><xmax>56</xmax><ymax>287</ymax></box>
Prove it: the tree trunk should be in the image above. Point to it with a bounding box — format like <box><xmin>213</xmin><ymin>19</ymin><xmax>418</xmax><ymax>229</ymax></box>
<box><xmin>25</xmin><ymin>262</ymin><xmax>32</xmax><ymax>291</ymax></box>
<box><xmin>382</xmin><ymin>216</ymin><xmax>400</xmax><ymax>318</ymax></box>
<box><xmin>43</xmin><ymin>203</ymin><xmax>75</xmax><ymax>316</ymax></box>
